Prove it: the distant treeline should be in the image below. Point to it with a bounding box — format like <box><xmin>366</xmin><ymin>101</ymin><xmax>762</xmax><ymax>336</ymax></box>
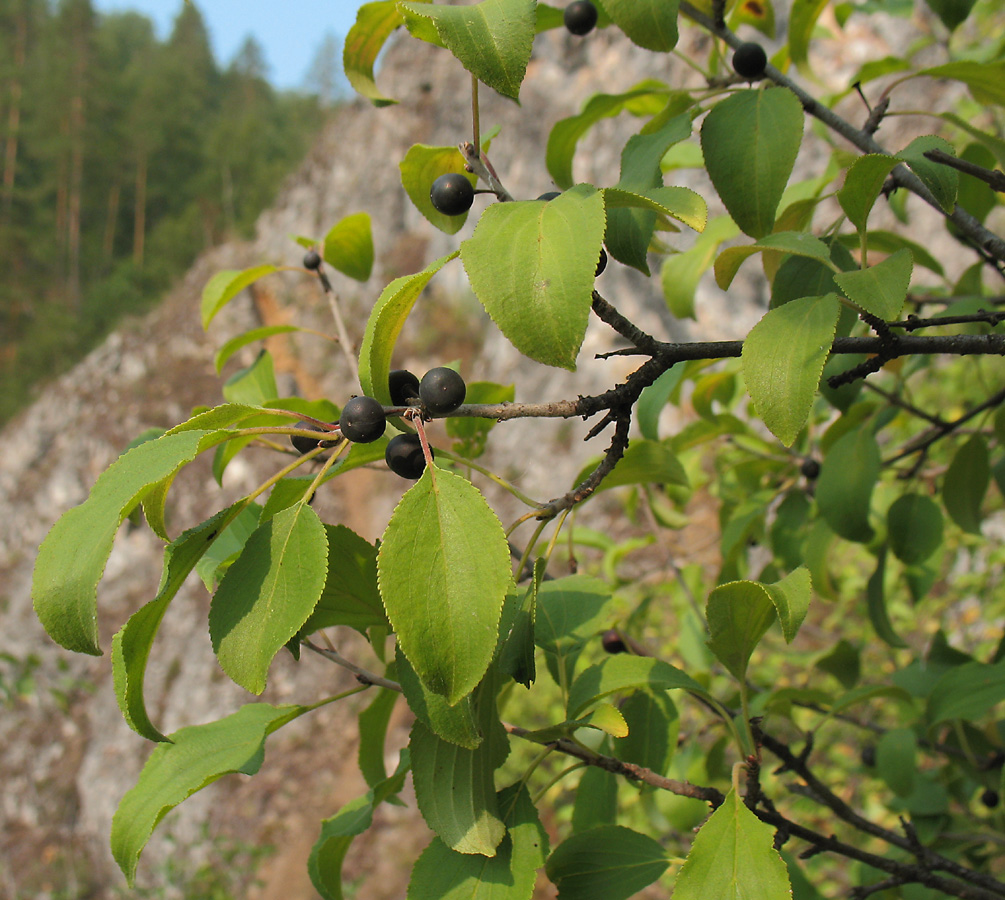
<box><xmin>0</xmin><ymin>0</ymin><xmax>339</xmax><ymax>424</ymax></box>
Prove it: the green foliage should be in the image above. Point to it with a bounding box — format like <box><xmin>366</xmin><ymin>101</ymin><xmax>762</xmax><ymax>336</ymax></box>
<box><xmin>29</xmin><ymin>1</ymin><xmax>1005</xmax><ymax>898</ymax></box>
<box><xmin>0</xmin><ymin>1</ymin><xmax>328</xmax><ymax>426</ymax></box>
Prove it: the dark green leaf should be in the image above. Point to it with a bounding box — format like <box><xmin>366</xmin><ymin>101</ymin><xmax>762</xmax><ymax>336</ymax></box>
<box><xmin>928</xmin><ymin>660</ymin><xmax>1005</xmax><ymax>725</ymax></box>
<box><xmin>943</xmin><ymin>435</ymin><xmax>989</xmax><ymax>534</ymax></box>
<box><xmin>816</xmin><ymin>427</ymin><xmax>880</xmax><ymax>542</ymax></box>
<box><xmin>567</xmin><ymin>655</ymin><xmax>703</xmax><ymax>718</ymax></box>
<box><xmin>546</xmin><ymin>825</ymin><xmax>668</xmax><ymax>900</ymax></box>
<box><xmin>887</xmin><ymin>493</ymin><xmax>943</xmax><ymax>565</ymax></box>
<box><xmin>897</xmin><ymin>135</ymin><xmax>959</xmax><ymax>213</ymax></box>
<box><xmin>603</xmin><ymin>0</ymin><xmax>680</xmax><ymax>51</ymax></box>
<box><xmin>866</xmin><ymin>548</ymin><xmax>907</xmax><ymax>648</ymax></box>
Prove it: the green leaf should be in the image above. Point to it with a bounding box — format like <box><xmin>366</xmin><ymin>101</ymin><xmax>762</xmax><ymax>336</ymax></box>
<box><xmin>742</xmin><ymin>293</ymin><xmax>840</xmax><ymax>447</ymax></box>
<box><xmin>214</xmin><ymin>325</ymin><xmax>299</xmax><ymax>373</ymax></box>
<box><xmin>923</xmin><ymin>0</ymin><xmax>976</xmax><ymax>30</ymax></box>
<box><xmin>111</xmin><ymin>702</ymin><xmax>314</xmax><ymax>885</ymax></box>
<box><xmin>837</xmin><ymin>155</ymin><xmax>899</xmax><ymax>236</ymax></box>
<box><xmin>535</xmin><ymin>575</ymin><xmax>614</xmax><ymax>689</ymax></box>
<box><xmin>407</xmin><ymin>784</ymin><xmax>548</xmax><ymax>900</ymax></box>
<box><xmin>358</xmin><ymin>683</ymin><xmax>399</xmax><ymax>788</ymax></box>
<box><xmin>638</xmin><ymin>365</ymin><xmax>686</xmax><ymax>439</ymax></box>
<box><xmin>299</xmin><ymin>525</ymin><xmax>388</xmax><ymax>637</ymax></box>
<box><xmin>834</xmin><ymin>249</ymin><xmax>913</xmax><ymax>321</ymax></box>
<box><xmin>222</xmin><ymin>348</ymin><xmax>278</xmax><ymax>405</ymax></box>
<box><xmin>603</xmin><ymin>186</ymin><xmax>707</xmax><ymax>233</ymax></box>
<box><xmin>614</xmin><ymin>691</ymin><xmax>679</xmax><ymax>776</ymax></box>
<box><xmin>897</xmin><ymin>135</ymin><xmax>958</xmax><ymax>213</ymax></box>
<box><xmin>715</xmin><ymin>231</ymin><xmax>835</xmax><ymax>291</ymax></box>
<box><xmin>788</xmin><ymin>0</ymin><xmax>829</xmax><ymax>71</ymax></box>
<box><xmin>195</xmin><ymin>503</ymin><xmax>262</xmax><ymax>589</ymax></box>
<box><xmin>567</xmin><ymin>655</ymin><xmax>703</xmax><ymax>719</ymax></box>
<box><xmin>603</xmin><ymin>0</ymin><xmax>679</xmax><ymax>50</ymax></box>
<box><xmin>410</xmin><ymin>675</ymin><xmax>509</xmax><ymax>855</ymax></box>
<box><xmin>462</xmin><ymin>185</ymin><xmax>605</xmax><ymax>370</ymax></box>
<box><xmin>572</xmin><ymin>767</ymin><xmax>618</xmax><ymax>833</ymax></box>
<box><xmin>766</xmin><ymin>567</ymin><xmax>812</xmax><ymax>643</ymax></box>
<box><xmin>546</xmin><ymin>82</ymin><xmax>672</xmax><ymax>190</ymax></box>
<box><xmin>928</xmin><ymin>660</ymin><xmax>1005</xmax><ymax>725</ymax></box>
<box><xmin>323</xmin><ymin>212</ymin><xmax>374</xmax><ymax>281</ymax></box>
<box><xmin>343</xmin><ymin>0</ymin><xmax>406</xmax><ymax>105</ymax></box>
<box><xmin>33</xmin><ymin>429</ymin><xmax>227</xmax><ymax>656</ymax></box>
<box><xmin>876</xmin><ymin>727</ymin><xmax>917</xmax><ymax>797</ymax></box>
<box><xmin>706</xmin><ymin>581</ymin><xmax>776</xmax><ymax>682</ymax></box>
<box><xmin>837</xmin><ymin>230</ymin><xmax>943</xmax><ymax>277</ymax></box>
<box><xmin>358</xmin><ymin>252</ymin><xmax>459</xmax><ymax>401</ymax></box>
<box><xmin>607</xmin><ymin>112</ymin><xmax>695</xmax><ymax>273</ymax></box>
<box><xmin>661</xmin><ymin>217</ymin><xmax>739</xmax><ymax>319</ymax></box>
<box><xmin>113</xmin><ymin>506</ymin><xmax>244</xmax><ymax>743</ymax></box>
<box><xmin>673</xmin><ymin>788</ymin><xmax>791</xmax><ymax>900</ymax></box>
<box><xmin>201</xmin><ymin>265</ymin><xmax>280</xmax><ymax>329</ymax></box>
<box><xmin>379</xmin><ymin>466</ymin><xmax>512</xmax><ymax>704</ymax></box>
<box><xmin>209</xmin><ymin>503</ymin><xmax>328</xmax><ymax>694</ymax></box>
<box><xmin>398</xmin><ymin>0</ymin><xmax>536</xmax><ymax>101</ymax></box>
<box><xmin>887</xmin><ymin>493</ymin><xmax>943</xmax><ymax>565</ymax></box>
<box><xmin>943</xmin><ymin>434</ymin><xmax>989</xmax><ymax>535</ymax></box>
<box><xmin>546</xmin><ymin>825</ymin><xmax>668</xmax><ymax>900</ymax></box>
<box><xmin>701</xmin><ymin>88</ymin><xmax>804</xmax><ymax>238</ymax></box>
<box><xmin>816</xmin><ymin>427</ymin><xmax>881</xmax><ymax>542</ymax></box>
<box><xmin>309</xmin><ymin>757</ymin><xmax>410</xmax><ymax>900</ymax></box>
<box><xmin>574</xmin><ymin>439</ymin><xmax>689</xmax><ymax>495</ymax></box>
<box><xmin>920</xmin><ymin>61</ymin><xmax>1005</xmax><ymax>107</ymax></box>
<box><xmin>497</xmin><ymin>561</ymin><xmax>541</xmax><ymax>689</ymax></box>
<box><xmin>400</xmin><ymin>145</ymin><xmax>478</xmax><ymax>234</ymax></box>
<box><xmin>866</xmin><ymin>547</ymin><xmax>907</xmax><ymax>648</ymax></box>
<box><xmin>397</xmin><ymin>646</ymin><xmax>482</xmax><ymax>749</ymax></box>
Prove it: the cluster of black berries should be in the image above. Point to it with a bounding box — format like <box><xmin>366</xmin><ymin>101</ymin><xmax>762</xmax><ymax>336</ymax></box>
<box><xmin>289</xmin><ymin>367</ymin><xmax>466</xmax><ymax>481</ymax></box>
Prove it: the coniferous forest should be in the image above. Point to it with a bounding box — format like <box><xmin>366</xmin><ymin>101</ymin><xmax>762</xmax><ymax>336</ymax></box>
<box><xmin>0</xmin><ymin>0</ymin><xmax>334</xmax><ymax>424</ymax></box>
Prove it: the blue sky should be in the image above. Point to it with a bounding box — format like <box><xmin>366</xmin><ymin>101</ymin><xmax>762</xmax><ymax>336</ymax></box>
<box><xmin>91</xmin><ymin>0</ymin><xmax>368</xmax><ymax>89</ymax></box>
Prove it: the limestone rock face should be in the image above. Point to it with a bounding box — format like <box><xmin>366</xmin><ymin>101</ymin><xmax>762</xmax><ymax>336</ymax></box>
<box><xmin>0</xmin><ymin>17</ymin><xmax>951</xmax><ymax>900</ymax></box>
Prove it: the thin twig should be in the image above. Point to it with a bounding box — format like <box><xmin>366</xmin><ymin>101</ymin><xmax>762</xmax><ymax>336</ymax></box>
<box><xmin>924</xmin><ymin>148</ymin><xmax>1005</xmax><ymax>194</ymax></box>
<box><xmin>302</xmin><ymin>639</ymin><xmax>403</xmax><ymax>692</ymax></box>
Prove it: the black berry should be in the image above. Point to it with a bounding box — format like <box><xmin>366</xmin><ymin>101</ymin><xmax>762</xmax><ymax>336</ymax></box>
<box><xmin>601</xmin><ymin>629</ymin><xmax>627</xmax><ymax>654</ymax></box>
<box><xmin>537</xmin><ymin>191</ymin><xmax>561</xmax><ymax>201</ymax></box>
<box><xmin>291</xmin><ymin>422</ymin><xmax>322</xmax><ymax>454</ymax></box>
<box><xmin>385</xmin><ymin>433</ymin><xmax>430</xmax><ymax>479</ymax></box>
<box><xmin>389</xmin><ymin>369</ymin><xmax>421</xmax><ymax>406</ymax></box>
<box><xmin>419</xmin><ymin>367</ymin><xmax>466</xmax><ymax>416</ymax></box>
<box><xmin>595</xmin><ymin>247</ymin><xmax>608</xmax><ymax>277</ymax></box>
<box><xmin>303</xmin><ymin>249</ymin><xmax>322</xmax><ymax>270</ymax></box>
<box><xmin>564</xmin><ymin>0</ymin><xmax>598</xmax><ymax>36</ymax></box>
<box><xmin>801</xmin><ymin>458</ymin><xmax>821</xmax><ymax>480</ymax></box>
<box><xmin>430</xmin><ymin>173</ymin><xmax>475</xmax><ymax>216</ymax></box>
<box><xmin>339</xmin><ymin>396</ymin><xmax>386</xmax><ymax>443</ymax></box>
<box><xmin>981</xmin><ymin>788</ymin><xmax>1000</xmax><ymax>809</ymax></box>
<box><xmin>733</xmin><ymin>41</ymin><xmax>767</xmax><ymax>79</ymax></box>
<box><xmin>290</xmin><ymin>422</ymin><xmax>337</xmax><ymax>453</ymax></box>
<box><xmin>861</xmin><ymin>744</ymin><xmax>876</xmax><ymax>768</ymax></box>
